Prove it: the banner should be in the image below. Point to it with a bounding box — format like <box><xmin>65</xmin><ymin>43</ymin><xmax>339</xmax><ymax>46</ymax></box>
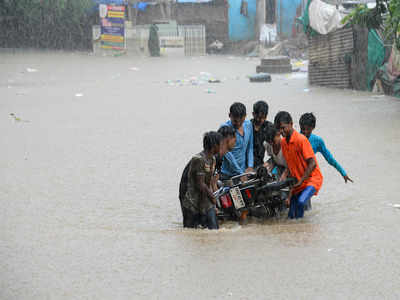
<box><xmin>100</xmin><ymin>5</ymin><xmax>125</xmax><ymax>50</ymax></box>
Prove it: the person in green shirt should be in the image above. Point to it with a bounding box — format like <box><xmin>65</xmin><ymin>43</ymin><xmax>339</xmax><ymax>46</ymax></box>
<box><xmin>182</xmin><ymin>132</ymin><xmax>222</xmax><ymax>229</ymax></box>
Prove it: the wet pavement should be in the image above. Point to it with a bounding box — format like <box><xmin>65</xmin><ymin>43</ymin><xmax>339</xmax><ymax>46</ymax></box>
<box><xmin>1</xmin><ymin>50</ymin><xmax>400</xmax><ymax>299</ymax></box>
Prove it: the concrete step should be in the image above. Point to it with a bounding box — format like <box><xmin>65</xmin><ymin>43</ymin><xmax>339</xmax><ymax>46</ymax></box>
<box><xmin>256</xmin><ymin>65</ymin><xmax>292</xmax><ymax>74</ymax></box>
<box><xmin>261</xmin><ymin>56</ymin><xmax>290</xmax><ymax>66</ymax></box>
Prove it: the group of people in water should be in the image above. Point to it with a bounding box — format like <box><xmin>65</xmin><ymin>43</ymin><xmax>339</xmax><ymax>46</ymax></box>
<box><xmin>179</xmin><ymin>101</ymin><xmax>353</xmax><ymax>230</ymax></box>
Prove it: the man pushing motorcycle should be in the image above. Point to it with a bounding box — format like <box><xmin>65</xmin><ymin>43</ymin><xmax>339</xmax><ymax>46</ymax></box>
<box><xmin>179</xmin><ymin>129</ymin><xmax>236</xmax><ymax>229</ymax></box>
<box><xmin>274</xmin><ymin>111</ymin><xmax>323</xmax><ymax>219</ymax></box>
<box><xmin>220</xmin><ymin>102</ymin><xmax>254</xmax><ymax>182</ymax></box>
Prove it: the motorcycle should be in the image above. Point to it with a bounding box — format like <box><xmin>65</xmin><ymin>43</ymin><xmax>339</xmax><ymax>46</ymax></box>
<box><xmin>214</xmin><ymin>167</ymin><xmax>297</xmax><ymax>220</ymax></box>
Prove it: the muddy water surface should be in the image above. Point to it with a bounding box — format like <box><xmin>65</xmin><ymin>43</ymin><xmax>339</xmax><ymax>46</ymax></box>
<box><xmin>1</xmin><ymin>50</ymin><xmax>400</xmax><ymax>299</ymax></box>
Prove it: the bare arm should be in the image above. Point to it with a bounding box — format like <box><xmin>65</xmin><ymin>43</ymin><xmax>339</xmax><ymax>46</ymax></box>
<box><xmin>196</xmin><ymin>174</ymin><xmax>216</xmax><ymax>205</ymax></box>
<box><xmin>302</xmin><ymin>157</ymin><xmax>316</xmax><ymax>181</ymax></box>
<box><xmin>279</xmin><ymin>168</ymin><xmax>289</xmax><ymax>181</ymax></box>
<box><xmin>246</xmin><ymin>123</ymin><xmax>254</xmax><ymax>169</ymax></box>
<box><xmin>293</xmin><ymin>157</ymin><xmax>316</xmax><ymax>188</ymax></box>
<box><xmin>211</xmin><ymin>174</ymin><xmax>219</xmax><ymax>192</ymax></box>
<box><xmin>285</xmin><ymin>189</ymin><xmax>293</xmax><ymax>207</ymax></box>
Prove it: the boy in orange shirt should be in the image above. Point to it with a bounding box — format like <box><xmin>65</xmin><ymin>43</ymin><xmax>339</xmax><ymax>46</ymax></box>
<box><xmin>274</xmin><ymin>111</ymin><xmax>323</xmax><ymax>219</ymax></box>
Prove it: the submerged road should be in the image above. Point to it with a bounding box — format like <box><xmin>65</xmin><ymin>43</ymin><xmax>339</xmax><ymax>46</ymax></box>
<box><xmin>1</xmin><ymin>50</ymin><xmax>400</xmax><ymax>299</ymax></box>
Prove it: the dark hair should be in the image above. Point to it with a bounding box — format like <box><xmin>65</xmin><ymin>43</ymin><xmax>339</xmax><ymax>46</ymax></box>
<box><xmin>299</xmin><ymin>112</ymin><xmax>316</xmax><ymax>129</ymax></box>
<box><xmin>253</xmin><ymin>100</ymin><xmax>269</xmax><ymax>116</ymax></box>
<box><xmin>265</xmin><ymin>125</ymin><xmax>278</xmax><ymax>143</ymax></box>
<box><xmin>203</xmin><ymin>131</ymin><xmax>222</xmax><ymax>152</ymax></box>
<box><xmin>274</xmin><ymin>111</ymin><xmax>293</xmax><ymax>128</ymax></box>
<box><xmin>229</xmin><ymin>102</ymin><xmax>246</xmax><ymax>118</ymax></box>
<box><xmin>218</xmin><ymin>126</ymin><xmax>236</xmax><ymax>138</ymax></box>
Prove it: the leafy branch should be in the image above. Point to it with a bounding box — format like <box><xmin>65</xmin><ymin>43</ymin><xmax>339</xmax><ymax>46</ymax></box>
<box><xmin>0</xmin><ymin>0</ymin><xmax>95</xmax><ymax>50</ymax></box>
<box><xmin>342</xmin><ymin>0</ymin><xmax>400</xmax><ymax>49</ymax></box>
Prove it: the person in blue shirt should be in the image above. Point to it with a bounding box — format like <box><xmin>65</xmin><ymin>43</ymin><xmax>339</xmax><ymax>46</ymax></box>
<box><xmin>220</xmin><ymin>102</ymin><xmax>254</xmax><ymax>180</ymax></box>
<box><xmin>299</xmin><ymin>113</ymin><xmax>353</xmax><ymax>184</ymax></box>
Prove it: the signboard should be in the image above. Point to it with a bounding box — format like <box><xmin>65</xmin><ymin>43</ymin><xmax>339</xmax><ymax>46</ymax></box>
<box><xmin>100</xmin><ymin>5</ymin><xmax>125</xmax><ymax>50</ymax></box>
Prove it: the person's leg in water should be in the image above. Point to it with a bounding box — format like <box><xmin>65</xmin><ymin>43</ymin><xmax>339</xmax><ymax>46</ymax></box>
<box><xmin>304</xmin><ymin>197</ymin><xmax>312</xmax><ymax>211</ymax></box>
<box><xmin>288</xmin><ymin>193</ymin><xmax>298</xmax><ymax>219</ymax></box>
<box><xmin>183</xmin><ymin>208</ymin><xmax>200</xmax><ymax>228</ymax></box>
<box><xmin>288</xmin><ymin>186</ymin><xmax>316</xmax><ymax>219</ymax></box>
<box><xmin>201</xmin><ymin>207</ymin><xmax>219</xmax><ymax>230</ymax></box>
<box><xmin>179</xmin><ymin>196</ymin><xmax>187</xmax><ymax>226</ymax></box>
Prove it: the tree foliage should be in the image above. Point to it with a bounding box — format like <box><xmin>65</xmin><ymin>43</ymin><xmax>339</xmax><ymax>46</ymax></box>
<box><xmin>0</xmin><ymin>0</ymin><xmax>96</xmax><ymax>50</ymax></box>
<box><xmin>343</xmin><ymin>0</ymin><xmax>400</xmax><ymax>49</ymax></box>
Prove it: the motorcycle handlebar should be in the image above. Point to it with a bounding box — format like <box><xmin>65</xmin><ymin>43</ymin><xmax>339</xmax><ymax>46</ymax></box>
<box><xmin>213</xmin><ymin>186</ymin><xmax>230</xmax><ymax>198</ymax></box>
<box><xmin>224</xmin><ymin>172</ymin><xmax>257</xmax><ymax>187</ymax></box>
<box><xmin>229</xmin><ymin>172</ymin><xmax>256</xmax><ymax>181</ymax></box>
<box><xmin>256</xmin><ymin>177</ymin><xmax>297</xmax><ymax>192</ymax></box>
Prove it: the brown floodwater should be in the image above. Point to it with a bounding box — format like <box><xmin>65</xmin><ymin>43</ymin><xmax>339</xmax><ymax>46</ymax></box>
<box><xmin>1</xmin><ymin>49</ymin><xmax>400</xmax><ymax>299</ymax></box>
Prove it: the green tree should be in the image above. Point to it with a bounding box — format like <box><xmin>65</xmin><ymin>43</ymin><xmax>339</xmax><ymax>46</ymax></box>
<box><xmin>0</xmin><ymin>0</ymin><xmax>95</xmax><ymax>50</ymax></box>
<box><xmin>343</xmin><ymin>0</ymin><xmax>400</xmax><ymax>49</ymax></box>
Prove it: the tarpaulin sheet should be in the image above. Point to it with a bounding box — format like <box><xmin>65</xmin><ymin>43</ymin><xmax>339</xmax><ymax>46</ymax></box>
<box><xmin>308</xmin><ymin>0</ymin><xmax>345</xmax><ymax>35</ymax></box>
<box><xmin>367</xmin><ymin>29</ymin><xmax>385</xmax><ymax>91</ymax></box>
<box><xmin>298</xmin><ymin>0</ymin><xmax>317</xmax><ymax>36</ymax></box>
<box><xmin>377</xmin><ymin>44</ymin><xmax>400</xmax><ymax>97</ymax></box>
<box><xmin>132</xmin><ymin>2</ymin><xmax>149</xmax><ymax>11</ymax></box>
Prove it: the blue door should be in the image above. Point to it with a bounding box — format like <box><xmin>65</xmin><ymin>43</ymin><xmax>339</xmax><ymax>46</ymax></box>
<box><xmin>276</xmin><ymin>0</ymin><xmax>303</xmax><ymax>39</ymax></box>
<box><xmin>228</xmin><ymin>0</ymin><xmax>257</xmax><ymax>41</ymax></box>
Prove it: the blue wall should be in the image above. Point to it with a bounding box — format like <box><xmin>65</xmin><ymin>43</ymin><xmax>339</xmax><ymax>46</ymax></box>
<box><xmin>228</xmin><ymin>0</ymin><xmax>257</xmax><ymax>41</ymax></box>
<box><xmin>277</xmin><ymin>0</ymin><xmax>302</xmax><ymax>39</ymax></box>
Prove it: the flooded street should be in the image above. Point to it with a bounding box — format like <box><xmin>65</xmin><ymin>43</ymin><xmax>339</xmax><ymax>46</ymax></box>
<box><xmin>1</xmin><ymin>50</ymin><xmax>400</xmax><ymax>299</ymax></box>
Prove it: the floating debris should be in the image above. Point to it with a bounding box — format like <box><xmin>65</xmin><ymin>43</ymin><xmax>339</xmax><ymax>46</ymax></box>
<box><xmin>112</xmin><ymin>51</ymin><xmax>126</xmax><ymax>57</ymax></box>
<box><xmin>165</xmin><ymin>71</ymin><xmax>222</xmax><ymax>87</ymax></box>
<box><xmin>249</xmin><ymin>73</ymin><xmax>271</xmax><ymax>82</ymax></box>
<box><xmin>26</xmin><ymin>68</ymin><xmax>38</xmax><ymax>73</ymax></box>
<box><xmin>204</xmin><ymin>89</ymin><xmax>216</xmax><ymax>94</ymax></box>
<box><xmin>10</xmin><ymin>113</ymin><xmax>29</xmax><ymax>123</ymax></box>
<box><xmin>289</xmin><ymin>72</ymin><xmax>308</xmax><ymax>79</ymax></box>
